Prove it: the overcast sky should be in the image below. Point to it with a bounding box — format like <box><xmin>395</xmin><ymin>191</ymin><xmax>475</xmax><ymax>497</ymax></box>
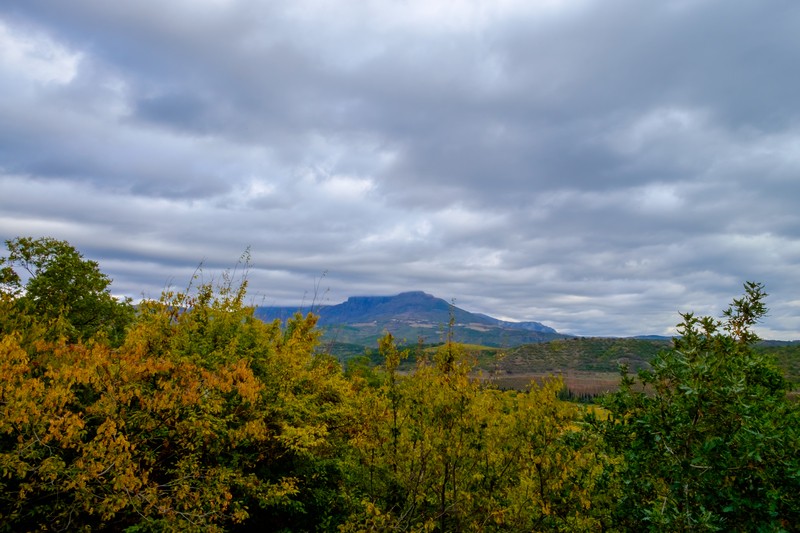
<box><xmin>2</xmin><ymin>0</ymin><xmax>799</xmax><ymax>339</ymax></box>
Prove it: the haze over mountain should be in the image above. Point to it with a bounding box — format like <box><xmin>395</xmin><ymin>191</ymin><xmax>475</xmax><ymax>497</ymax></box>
<box><xmin>254</xmin><ymin>291</ymin><xmax>565</xmax><ymax>347</ymax></box>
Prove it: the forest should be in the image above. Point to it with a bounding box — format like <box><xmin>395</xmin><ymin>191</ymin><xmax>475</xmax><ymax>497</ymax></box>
<box><xmin>1</xmin><ymin>237</ymin><xmax>799</xmax><ymax>532</ymax></box>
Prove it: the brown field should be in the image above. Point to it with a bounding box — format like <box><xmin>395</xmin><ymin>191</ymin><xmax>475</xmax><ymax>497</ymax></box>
<box><xmin>481</xmin><ymin>371</ymin><xmax>622</xmax><ymax>397</ymax></box>
<box><xmin>483</xmin><ymin>372</ymin><xmax>798</xmax><ymax>402</ymax></box>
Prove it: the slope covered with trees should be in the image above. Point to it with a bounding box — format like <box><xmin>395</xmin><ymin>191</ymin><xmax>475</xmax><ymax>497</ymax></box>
<box><xmin>1</xmin><ymin>237</ymin><xmax>798</xmax><ymax>531</ymax></box>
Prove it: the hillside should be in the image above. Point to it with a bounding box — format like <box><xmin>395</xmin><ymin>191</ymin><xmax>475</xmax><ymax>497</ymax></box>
<box><xmin>494</xmin><ymin>337</ymin><xmax>668</xmax><ymax>374</ymax></box>
<box><xmin>489</xmin><ymin>337</ymin><xmax>800</xmax><ymax>388</ymax></box>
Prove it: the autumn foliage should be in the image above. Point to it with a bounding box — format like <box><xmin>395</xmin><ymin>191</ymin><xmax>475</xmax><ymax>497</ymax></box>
<box><xmin>1</xmin><ymin>239</ymin><xmax>353</xmax><ymax>530</ymax></box>
<box><xmin>1</xmin><ymin>238</ymin><xmax>799</xmax><ymax>531</ymax></box>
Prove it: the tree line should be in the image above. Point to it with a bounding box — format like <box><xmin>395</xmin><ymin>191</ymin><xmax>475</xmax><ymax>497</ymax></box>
<box><xmin>1</xmin><ymin>237</ymin><xmax>798</xmax><ymax>531</ymax></box>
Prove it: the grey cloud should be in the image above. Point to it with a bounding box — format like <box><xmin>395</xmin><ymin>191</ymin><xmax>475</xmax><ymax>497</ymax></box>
<box><xmin>1</xmin><ymin>0</ymin><xmax>799</xmax><ymax>339</ymax></box>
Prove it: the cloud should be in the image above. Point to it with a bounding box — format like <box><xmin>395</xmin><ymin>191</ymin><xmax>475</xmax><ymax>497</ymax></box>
<box><xmin>0</xmin><ymin>19</ymin><xmax>81</xmax><ymax>85</ymax></box>
<box><xmin>1</xmin><ymin>0</ymin><xmax>799</xmax><ymax>339</ymax></box>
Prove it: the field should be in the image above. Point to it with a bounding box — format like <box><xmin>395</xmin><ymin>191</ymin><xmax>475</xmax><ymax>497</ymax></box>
<box><xmin>483</xmin><ymin>371</ymin><xmax>624</xmax><ymax>400</ymax></box>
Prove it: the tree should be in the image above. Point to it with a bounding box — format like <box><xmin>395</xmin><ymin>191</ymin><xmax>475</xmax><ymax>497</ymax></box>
<box><xmin>343</xmin><ymin>333</ymin><xmax>614</xmax><ymax>531</ymax></box>
<box><xmin>0</xmin><ymin>236</ymin><xmax>133</xmax><ymax>344</ymax></box>
<box><xmin>0</xmin><ymin>247</ymin><xmax>357</xmax><ymax>531</ymax></box>
<box><xmin>594</xmin><ymin>282</ymin><xmax>800</xmax><ymax>530</ymax></box>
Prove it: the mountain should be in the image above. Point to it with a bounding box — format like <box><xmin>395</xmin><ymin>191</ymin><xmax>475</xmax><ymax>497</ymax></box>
<box><xmin>254</xmin><ymin>291</ymin><xmax>565</xmax><ymax>348</ymax></box>
<box><xmin>253</xmin><ymin>293</ymin><xmax>800</xmax><ymax>385</ymax></box>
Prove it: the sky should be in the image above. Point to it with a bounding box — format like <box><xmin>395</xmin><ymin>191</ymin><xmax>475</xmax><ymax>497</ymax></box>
<box><xmin>1</xmin><ymin>0</ymin><xmax>800</xmax><ymax>340</ymax></box>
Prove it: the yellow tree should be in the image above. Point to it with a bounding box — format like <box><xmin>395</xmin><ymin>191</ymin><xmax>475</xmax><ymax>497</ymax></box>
<box><xmin>0</xmin><ymin>256</ymin><xmax>357</xmax><ymax>531</ymax></box>
<box><xmin>342</xmin><ymin>334</ymin><xmax>614</xmax><ymax>532</ymax></box>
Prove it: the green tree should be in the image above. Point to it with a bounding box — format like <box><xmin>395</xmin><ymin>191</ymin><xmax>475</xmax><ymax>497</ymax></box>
<box><xmin>594</xmin><ymin>282</ymin><xmax>800</xmax><ymax>530</ymax></box>
<box><xmin>0</xmin><ymin>236</ymin><xmax>133</xmax><ymax>344</ymax></box>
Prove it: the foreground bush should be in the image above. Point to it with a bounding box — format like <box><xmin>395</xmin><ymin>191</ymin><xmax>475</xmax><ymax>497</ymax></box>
<box><xmin>0</xmin><ymin>247</ymin><xmax>355</xmax><ymax>530</ymax></box>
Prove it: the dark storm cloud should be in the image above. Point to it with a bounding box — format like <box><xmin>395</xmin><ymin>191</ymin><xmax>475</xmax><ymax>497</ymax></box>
<box><xmin>1</xmin><ymin>0</ymin><xmax>799</xmax><ymax>339</ymax></box>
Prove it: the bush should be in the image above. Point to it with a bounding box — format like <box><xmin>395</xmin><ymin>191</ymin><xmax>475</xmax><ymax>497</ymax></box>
<box><xmin>594</xmin><ymin>282</ymin><xmax>800</xmax><ymax>531</ymax></box>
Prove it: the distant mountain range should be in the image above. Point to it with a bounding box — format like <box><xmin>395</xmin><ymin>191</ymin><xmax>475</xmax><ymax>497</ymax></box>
<box><xmin>253</xmin><ymin>291</ymin><xmax>800</xmax><ymax>385</ymax></box>
<box><xmin>254</xmin><ymin>291</ymin><xmax>567</xmax><ymax>348</ymax></box>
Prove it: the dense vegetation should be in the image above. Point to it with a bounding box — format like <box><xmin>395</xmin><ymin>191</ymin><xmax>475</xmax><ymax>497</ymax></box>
<box><xmin>498</xmin><ymin>337</ymin><xmax>667</xmax><ymax>374</ymax></box>
<box><xmin>1</xmin><ymin>237</ymin><xmax>799</xmax><ymax>531</ymax></box>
